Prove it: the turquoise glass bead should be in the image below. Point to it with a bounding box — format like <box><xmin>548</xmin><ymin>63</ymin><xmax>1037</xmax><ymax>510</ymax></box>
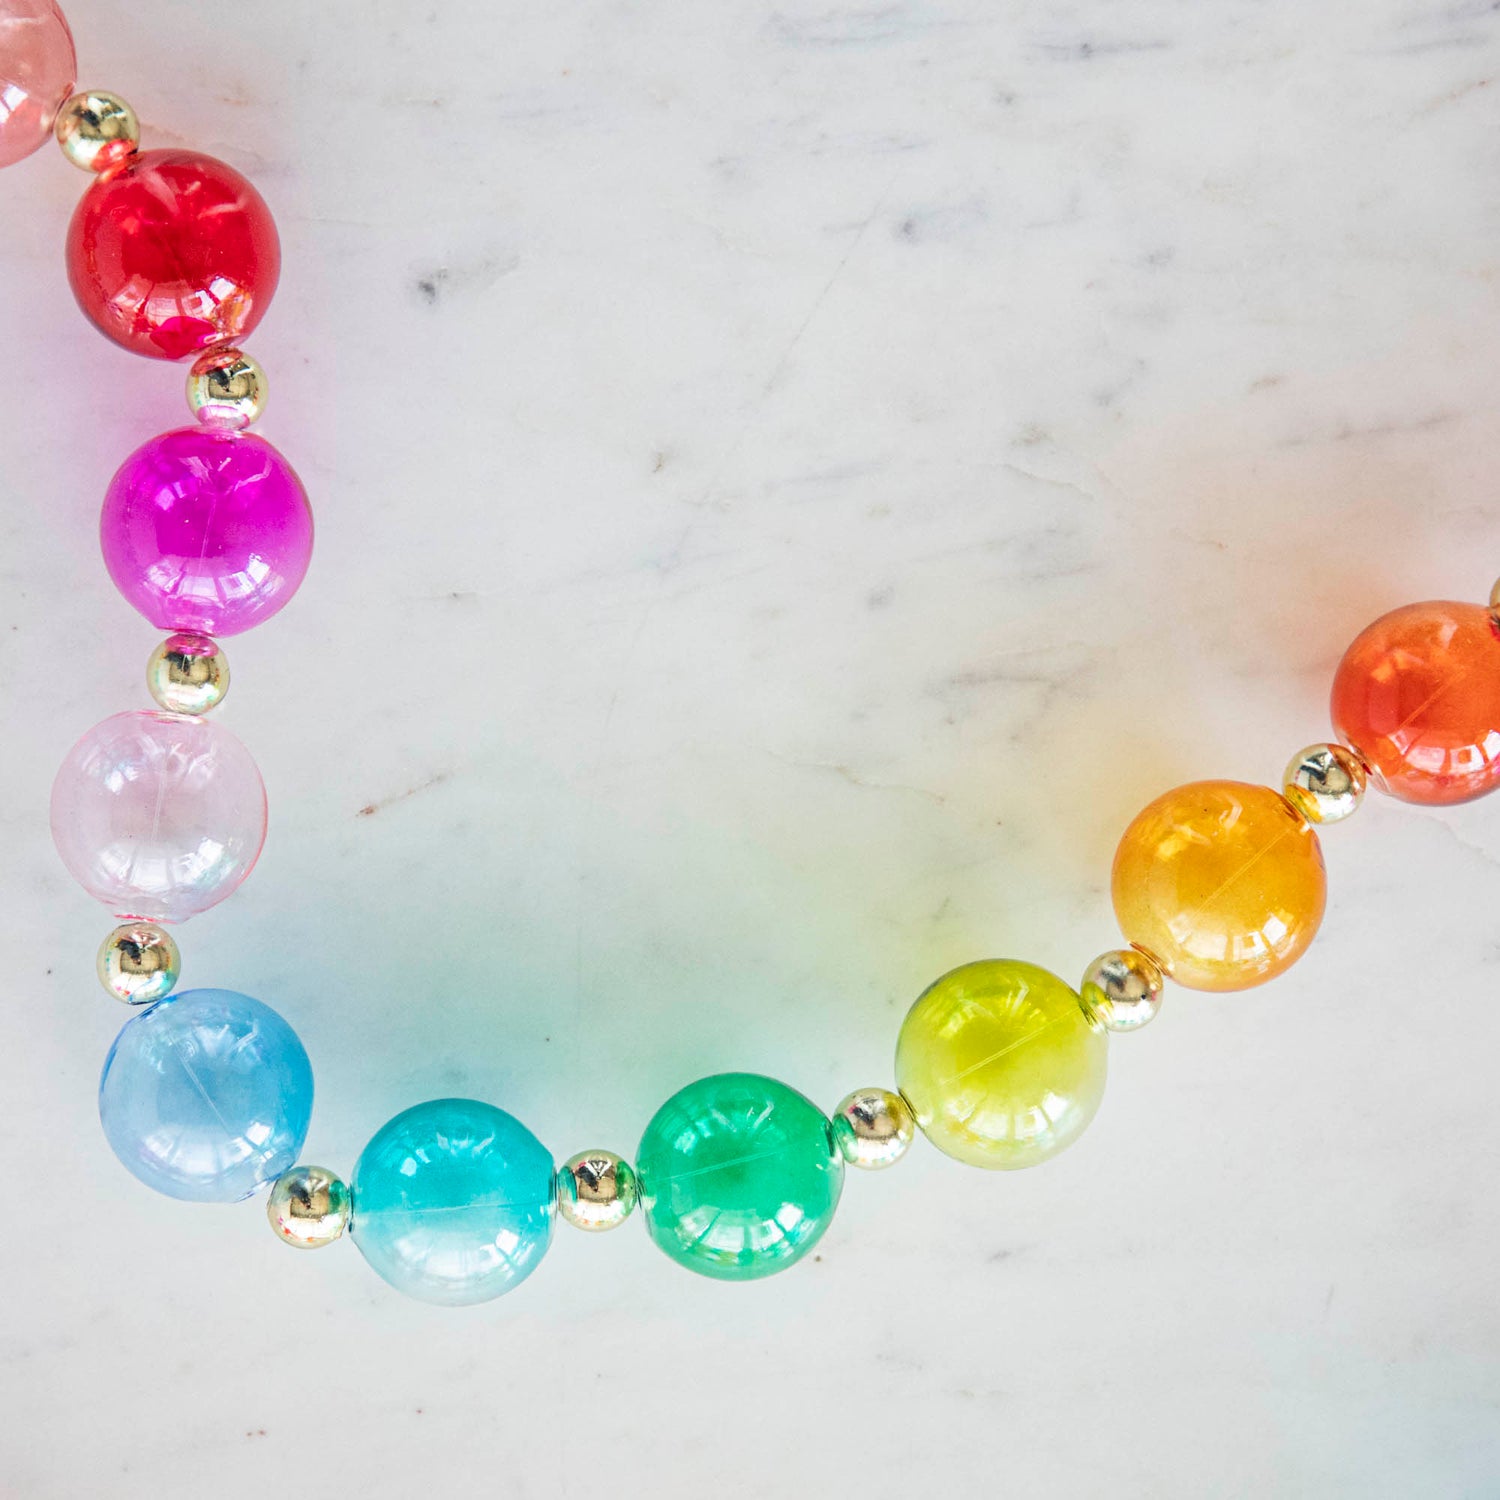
<box><xmin>350</xmin><ymin>1099</ymin><xmax>555</xmax><ymax>1306</ymax></box>
<box><xmin>636</xmin><ymin>1073</ymin><xmax>843</xmax><ymax>1281</ymax></box>
<box><xmin>98</xmin><ymin>987</ymin><xmax>313</xmax><ymax>1202</ymax></box>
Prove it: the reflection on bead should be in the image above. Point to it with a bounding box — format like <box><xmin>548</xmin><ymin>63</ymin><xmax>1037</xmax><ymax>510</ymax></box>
<box><xmin>51</xmin><ymin>710</ymin><xmax>267</xmax><ymax>922</ymax></box>
<box><xmin>1283</xmin><ymin>743</ymin><xmax>1366</xmax><ymax>825</ymax></box>
<box><xmin>99</xmin><ymin>988</ymin><xmax>313</xmax><ymax>1202</ymax></box>
<box><xmin>557</xmin><ymin>1151</ymin><xmax>637</xmax><ymax>1232</ymax></box>
<box><xmin>1331</xmin><ymin>601</ymin><xmax>1500</xmax><ymax>805</ymax></box>
<box><xmin>832</xmin><ymin>1087</ymin><xmax>915</xmax><ymax>1169</ymax></box>
<box><xmin>0</xmin><ymin>1</ymin><xmax>76</xmax><ymax>171</ymax></box>
<box><xmin>186</xmin><ymin>348</ymin><xmax>267</xmax><ymax>429</ymax></box>
<box><xmin>637</xmin><ymin>1074</ymin><xmax>843</xmax><ymax>1280</ymax></box>
<box><xmin>350</xmin><ymin>1099</ymin><xmax>555</xmax><ymax>1305</ymax></box>
<box><xmin>1079</xmin><ymin>948</ymin><xmax>1163</xmax><ymax>1032</ymax></box>
<box><xmin>895</xmin><ymin>961</ymin><xmax>1107</xmax><ymax>1170</ymax></box>
<box><xmin>97</xmin><ymin>921</ymin><xmax>179</xmax><ymax>1006</ymax></box>
<box><xmin>54</xmin><ymin>90</ymin><xmax>138</xmax><ymax>172</ymax></box>
<box><xmin>267</xmin><ymin>1165</ymin><xmax>350</xmax><ymax>1249</ymax></box>
<box><xmin>1111</xmin><ymin>781</ymin><xmax>1326</xmax><ymax>992</ymax></box>
<box><xmin>146</xmin><ymin>633</ymin><xmax>229</xmax><ymax>715</ymax></box>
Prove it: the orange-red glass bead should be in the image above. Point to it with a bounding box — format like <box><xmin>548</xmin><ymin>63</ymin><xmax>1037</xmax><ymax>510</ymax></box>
<box><xmin>1111</xmin><ymin>780</ymin><xmax>1326</xmax><ymax>992</ymax></box>
<box><xmin>1330</xmin><ymin>601</ymin><xmax>1500</xmax><ymax>806</ymax></box>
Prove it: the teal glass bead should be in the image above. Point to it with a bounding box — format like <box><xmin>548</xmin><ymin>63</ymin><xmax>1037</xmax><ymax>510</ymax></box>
<box><xmin>350</xmin><ymin>1098</ymin><xmax>555</xmax><ymax>1306</ymax></box>
<box><xmin>635</xmin><ymin>1073</ymin><xmax>844</xmax><ymax>1281</ymax></box>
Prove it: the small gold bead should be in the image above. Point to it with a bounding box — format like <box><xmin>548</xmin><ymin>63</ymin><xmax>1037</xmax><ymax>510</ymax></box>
<box><xmin>267</xmin><ymin>1166</ymin><xmax>350</xmax><ymax>1249</ymax></box>
<box><xmin>97</xmin><ymin>921</ymin><xmax>180</xmax><ymax>1006</ymax></box>
<box><xmin>147</xmin><ymin>633</ymin><xmax>230</xmax><ymax>715</ymax></box>
<box><xmin>1489</xmin><ymin>576</ymin><xmax>1500</xmax><ymax>615</ymax></box>
<box><xmin>1080</xmin><ymin>947</ymin><xmax>1164</xmax><ymax>1032</ymax></box>
<box><xmin>832</xmin><ymin>1087</ymin><xmax>916</xmax><ymax>1169</ymax></box>
<box><xmin>54</xmin><ymin>91</ymin><xmax>140</xmax><ymax>173</ymax></box>
<box><xmin>557</xmin><ymin>1151</ymin><xmax>638</xmax><ymax>1231</ymax></box>
<box><xmin>1283</xmin><ymin>743</ymin><xmax>1366</xmax><ymax>825</ymax></box>
<box><xmin>186</xmin><ymin>348</ymin><xmax>268</xmax><ymax>429</ymax></box>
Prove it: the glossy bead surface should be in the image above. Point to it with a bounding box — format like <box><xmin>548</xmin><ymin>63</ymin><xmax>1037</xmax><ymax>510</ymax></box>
<box><xmin>97</xmin><ymin>920</ymin><xmax>179</xmax><ymax>1006</ymax></box>
<box><xmin>99</xmin><ymin>988</ymin><xmax>312</xmax><ymax>1203</ymax></box>
<box><xmin>1080</xmin><ymin>948</ymin><xmax>1164</xmax><ymax>1032</ymax></box>
<box><xmin>1331</xmin><ymin>601</ymin><xmax>1500</xmax><ymax>806</ymax></box>
<box><xmin>145</xmin><ymin>632</ymin><xmax>230</xmax><ymax>715</ymax></box>
<box><xmin>350</xmin><ymin>1099</ymin><xmax>554</xmax><ymax>1306</ymax></box>
<box><xmin>557</xmin><ymin>1151</ymin><xmax>637</xmax><ymax>1232</ymax></box>
<box><xmin>66</xmin><ymin>148</ymin><xmax>280</xmax><ymax>359</ymax></box>
<box><xmin>51</xmin><ymin>710</ymin><xmax>267</xmax><ymax>922</ymax></box>
<box><xmin>267</xmin><ymin>1165</ymin><xmax>350</xmax><ymax>1249</ymax></box>
<box><xmin>186</xmin><ymin>347</ymin><xmax>267</xmax><ymax>429</ymax></box>
<box><xmin>1112</xmin><ymin>781</ymin><xmax>1326</xmax><ymax>992</ymax></box>
<box><xmin>54</xmin><ymin>89</ymin><xmax>137</xmax><ymax>172</ymax></box>
<box><xmin>0</xmin><ymin>1</ymin><xmax>75</xmax><ymax>170</ymax></box>
<box><xmin>636</xmin><ymin>1074</ymin><xmax>843</xmax><ymax>1281</ymax></box>
<box><xmin>101</xmin><ymin>426</ymin><xmax>312</xmax><ymax>637</ymax></box>
<box><xmin>1283</xmin><ymin>742</ymin><xmax>1366</xmax><ymax>825</ymax></box>
<box><xmin>832</xmin><ymin>1087</ymin><xmax>915</xmax><ymax>1170</ymax></box>
<box><xmin>895</xmin><ymin>961</ymin><xmax>1107</xmax><ymax>1170</ymax></box>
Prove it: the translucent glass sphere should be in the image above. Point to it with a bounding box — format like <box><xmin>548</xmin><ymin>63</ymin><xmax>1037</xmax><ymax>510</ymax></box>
<box><xmin>0</xmin><ymin>1</ymin><xmax>75</xmax><ymax>170</ymax></box>
<box><xmin>51</xmin><ymin>710</ymin><xmax>267</xmax><ymax>922</ymax></box>
<box><xmin>895</xmin><ymin>960</ymin><xmax>1107</xmax><ymax>1170</ymax></box>
<box><xmin>99</xmin><ymin>988</ymin><xmax>313</xmax><ymax>1202</ymax></box>
<box><xmin>635</xmin><ymin>1073</ymin><xmax>844</xmax><ymax>1280</ymax></box>
<box><xmin>350</xmin><ymin>1099</ymin><xmax>555</xmax><ymax>1306</ymax></box>
<box><xmin>101</xmin><ymin>426</ymin><xmax>312</xmax><ymax>638</ymax></box>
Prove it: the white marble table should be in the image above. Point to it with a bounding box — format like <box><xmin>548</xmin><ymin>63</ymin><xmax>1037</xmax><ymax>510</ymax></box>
<box><xmin>2</xmin><ymin>1</ymin><xmax>1498</xmax><ymax>1494</ymax></box>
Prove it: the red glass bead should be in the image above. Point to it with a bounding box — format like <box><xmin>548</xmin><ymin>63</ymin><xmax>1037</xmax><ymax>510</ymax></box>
<box><xmin>65</xmin><ymin>149</ymin><xmax>280</xmax><ymax>360</ymax></box>
<box><xmin>1330</xmin><ymin>600</ymin><xmax>1500</xmax><ymax>805</ymax></box>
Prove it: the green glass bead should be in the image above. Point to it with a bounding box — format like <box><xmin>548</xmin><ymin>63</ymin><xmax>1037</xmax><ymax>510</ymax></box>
<box><xmin>636</xmin><ymin>1072</ymin><xmax>843</xmax><ymax>1281</ymax></box>
<box><xmin>895</xmin><ymin>959</ymin><xmax>1108</xmax><ymax>1170</ymax></box>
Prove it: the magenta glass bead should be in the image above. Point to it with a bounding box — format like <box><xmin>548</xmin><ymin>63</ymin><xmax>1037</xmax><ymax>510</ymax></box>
<box><xmin>51</xmin><ymin>710</ymin><xmax>267</xmax><ymax>922</ymax></box>
<box><xmin>0</xmin><ymin>0</ymin><xmax>75</xmax><ymax>170</ymax></box>
<box><xmin>100</xmin><ymin>426</ymin><xmax>313</xmax><ymax>637</ymax></box>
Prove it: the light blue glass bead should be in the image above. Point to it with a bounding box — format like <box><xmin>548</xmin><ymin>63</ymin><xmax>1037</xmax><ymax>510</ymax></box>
<box><xmin>99</xmin><ymin>987</ymin><xmax>313</xmax><ymax>1202</ymax></box>
<box><xmin>350</xmin><ymin>1099</ymin><xmax>555</xmax><ymax>1306</ymax></box>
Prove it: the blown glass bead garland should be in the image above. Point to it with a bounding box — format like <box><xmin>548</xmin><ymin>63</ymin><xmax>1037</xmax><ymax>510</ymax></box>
<box><xmin>13</xmin><ymin>2</ymin><xmax>1500</xmax><ymax>1306</ymax></box>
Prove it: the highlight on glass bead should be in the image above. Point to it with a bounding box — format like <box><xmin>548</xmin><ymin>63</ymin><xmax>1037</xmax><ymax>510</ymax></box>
<box><xmin>350</xmin><ymin>1098</ymin><xmax>555</xmax><ymax>1306</ymax></box>
<box><xmin>0</xmin><ymin>0</ymin><xmax>76</xmax><ymax>171</ymax></box>
<box><xmin>832</xmin><ymin>1086</ymin><xmax>916</xmax><ymax>1170</ymax></box>
<box><xmin>101</xmin><ymin>426</ymin><xmax>312</xmax><ymax>638</ymax></box>
<box><xmin>1079</xmin><ymin>947</ymin><xmax>1164</xmax><ymax>1032</ymax></box>
<box><xmin>635</xmin><ymin>1073</ymin><xmax>843</xmax><ymax>1281</ymax></box>
<box><xmin>186</xmin><ymin>347</ymin><xmax>268</xmax><ymax>429</ymax></box>
<box><xmin>99</xmin><ymin>987</ymin><xmax>313</xmax><ymax>1202</ymax></box>
<box><xmin>53</xmin><ymin>89</ymin><xmax>137</xmax><ymax>172</ymax></box>
<box><xmin>1111</xmin><ymin>780</ymin><xmax>1326</xmax><ymax>992</ymax></box>
<box><xmin>146</xmin><ymin>632</ymin><xmax>230</xmax><ymax>715</ymax></box>
<box><xmin>895</xmin><ymin>960</ymin><xmax>1107</xmax><ymax>1170</ymax></box>
<box><xmin>96</xmin><ymin>920</ymin><xmax>179</xmax><ymax>1006</ymax></box>
<box><xmin>556</xmin><ymin>1150</ymin><xmax>638</xmax><ymax>1232</ymax></box>
<box><xmin>50</xmin><ymin>709</ymin><xmax>267</xmax><ymax>922</ymax></box>
<box><xmin>266</xmin><ymin>1165</ymin><xmax>350</xmax><ymax>1250</ymax></box>
<box><xmin>66</xmin><ymin>147</ymin><xmax>280</xmax><ymax>359</ymax></box>
<box><xmin>1331</xmin><ymin>600</ymin><xmax>1500</xmax><ymax>806</ymax></box>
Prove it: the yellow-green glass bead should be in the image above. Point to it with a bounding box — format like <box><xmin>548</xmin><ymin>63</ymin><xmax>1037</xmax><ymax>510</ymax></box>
<box><xmin>895</xmin><ymin>960</ymin><xmax>1107</xmax><ymax>1170</ymax></box>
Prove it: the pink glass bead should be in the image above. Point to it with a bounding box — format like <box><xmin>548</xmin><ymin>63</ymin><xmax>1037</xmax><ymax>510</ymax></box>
<box><xmin>51</xmin><ymin>710</ymin><xmax>267</xmax><ymax>922</ymax></box>
<box><xmin>100</xmin><ymin>426</ymin><xmax>313</xmax><ymax>637</ymax></box>
<box><xmin>0</xmin><ymin>0</ymin><xmax>74</xmax><ymax>170</ymax></box>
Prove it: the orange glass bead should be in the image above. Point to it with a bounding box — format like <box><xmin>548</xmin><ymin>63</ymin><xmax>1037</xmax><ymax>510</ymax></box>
<box><xmin>1111</xmin><ymin>780</ymin><xmax>1326</xmax><ymax>992</ymax></box>
<box><xmin>1330</xmin><ymin>601</ymin><xmax>1500</xmax><ymax>806</ymax></box>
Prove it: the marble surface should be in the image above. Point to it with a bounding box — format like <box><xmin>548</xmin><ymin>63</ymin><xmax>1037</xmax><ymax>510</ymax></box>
<box><xmin>3</xmin><ymin>0</ymin><xmax>1500</xmax><ymax>1494</ymax></box>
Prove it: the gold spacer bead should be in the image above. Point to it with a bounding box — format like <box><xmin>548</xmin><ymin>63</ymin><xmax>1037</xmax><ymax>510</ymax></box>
<box><xmin>146</xmin><ymin>633</ymin><xmax>229</xmax><ymax>715</ymax></box>
<box><xmin>186</xmin><ymin>348</ymin><xmax>268</xmax><ymax>429</ymax></box>
<box><xmin>54</xmin><ymin>91</ymin><xmax>140</xmax><ymax>173</ymax></box>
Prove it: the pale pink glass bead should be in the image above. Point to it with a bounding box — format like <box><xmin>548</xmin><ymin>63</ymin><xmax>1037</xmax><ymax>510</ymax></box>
<box><xmin>0</xmin><ymin>0</ymin><xmax>75</xmax><ymax>169</ymax></box>
<box><xmin>50</xmin><ymin>710</ymin><xmax>268</xmax><ymax>922</ymax></box>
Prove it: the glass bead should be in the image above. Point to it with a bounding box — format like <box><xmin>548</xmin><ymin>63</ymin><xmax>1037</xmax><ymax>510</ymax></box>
<box><xmin>1111</xmin><ymin>780</ymin><xmax>1326</xmax><ymax>992</ymax></box>
<box><xmin>51</xmin><ymin>710</ymin><xmax>267</xmax><ymax>922</ymax></box>
<box><xmin>66</xmin><ymin>148</ymin><xmax>280</xmax><ymax>359</ymax></box>
<box><xmin>895</xmin><ymin>960</ymin><xmax>1107</xmax><ymax>1170</ymax></box>
<box><xmin>99</xmin><ymin>987</ymin><xmax>313</xmax><ymax>1203</ymax></box>
<box><xmin>101</xmin><ymin>426</ymin><xmax>312</xmax><ymax>638</ymax></box>
<box><xmin>186</xmin><ymin>348</ymin><xmax>268</xmax><ymax>429</ymax></box>
<box><xmin>350</xmin><ymin>1099</ymin><xmax>555</xmax><ymax>1306</ymax></box>
<box><xmin>0</xmin><ymin>1</ymin><xmax>75</xmax><ymax>171</ymax></box>
<box><xmin>146</xmin><ymin>632</ymin><xmax>230</xmax><ymax>715</ymax></box>
<box><xmin>53</xmin><ymin>89</ymin><xmax>137</xmax><ymax>172</ymax></box>
<box><xmin>635</xmin><ymin>1073</ymin><xmax>843</xmax><ymax>1281</ymax></box>
<box><xmin>97</xmin><ymin>920</ymin><xmax>179</xmax><ymax>1006</ymax></box>
<box><xmin>1330</xmin><ymin>600</ymin><xmax>1500</xmax><ymax>805</ymax></box>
